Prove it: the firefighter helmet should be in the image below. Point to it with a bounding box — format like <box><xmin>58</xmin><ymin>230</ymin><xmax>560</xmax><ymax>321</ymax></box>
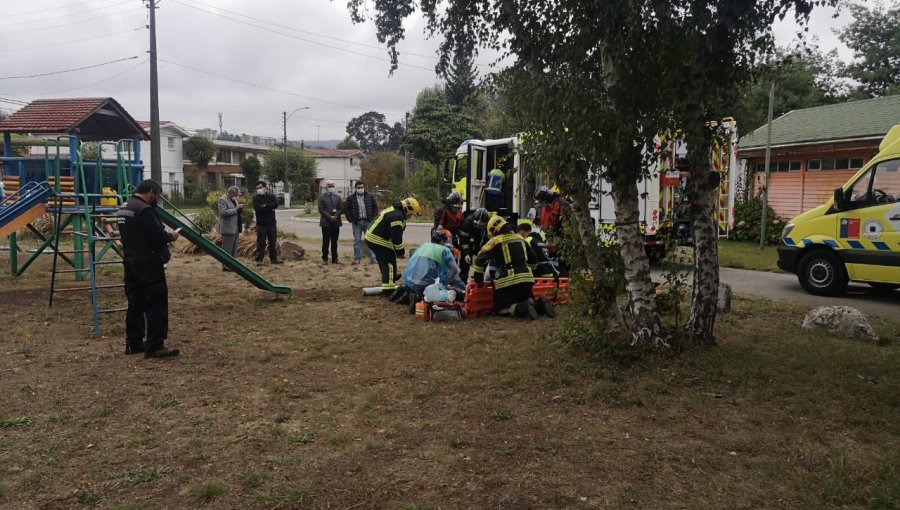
<box><xmin>400</xmin><ymin>197</ymin><xmax>421</xmax><ymax>216</ymax></box>
<box><xmin>446</xmin><ymin>191</ymin><xmax>462</xmax><ymax>210</ymax></box>
<box><xmin>487</xmin><ymin>215</ymin><xmax>508</xmax><ymax>237</ymax></box>
<box><xmin>472</xmin><ymin>207</ymin><xmax>490</xmax><ymax>227</ymax></box>
<box><xmin>517</xmin><ymin>219</ymin><xmax>534</xmax><ymax>231</ymax></box>
<box><xmin>534</xmin><ymin>185</ymin><xmax>554</xmax><ymax>203</ymax></box>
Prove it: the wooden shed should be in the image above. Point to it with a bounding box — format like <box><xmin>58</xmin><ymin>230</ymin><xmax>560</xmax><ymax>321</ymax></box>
<box><xmin>738</xmin><ymin>95</ymin><xmax>900</xmax><ymax>220</ymax></box>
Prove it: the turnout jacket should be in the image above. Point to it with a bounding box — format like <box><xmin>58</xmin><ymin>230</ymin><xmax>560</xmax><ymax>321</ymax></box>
<box><xmin>364</xmin><ymin>206</ymin><xmax>406</xmax><ymax>254</ymax></box>
<box><xmin>457</xmin><ymin>214</ymin><xmax>487</xmax><ymax>257</ymax></box>
<box><xmin>524</xmin><ymin>231</ymin><xmax>558</xmax><ymax>277</ymax></box>
<box><xmin>472</xmin><ymin>232</ymin><xmax>537</xmax><ymax>289</ymax></box>
<box><xmin>432</xmin><ymin>205</ymin><xmax>463</xmax><ymax>234</ymax></box>
<box><xmin>117</xmin><ymin>196</ymin><xmax>172</xmax><ymax>265</ymax></box>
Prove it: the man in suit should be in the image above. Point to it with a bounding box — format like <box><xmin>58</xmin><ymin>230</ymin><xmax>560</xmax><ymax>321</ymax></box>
<box><xmin>217</xmin><ymin>186</ymin><xmax>243</xmax><ymax>271</ymax></box>
<box><xmin>318</xmin><ymin>180</ymin><xmax>343</xmax><ymax>265</ymax></box>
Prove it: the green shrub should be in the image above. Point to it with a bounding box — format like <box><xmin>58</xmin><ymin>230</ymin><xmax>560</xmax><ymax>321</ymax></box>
<box><xmin>192</xmin><ymin>209</ymin><xmax>218</xmax><ymax>234</ymax></box>
<box><xmin>729</xmin><ymin>197</ymin><xmax>785</xmax><ymax>245</ymax></box>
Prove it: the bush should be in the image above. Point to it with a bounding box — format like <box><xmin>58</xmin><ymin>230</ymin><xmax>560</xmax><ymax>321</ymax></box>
<box><xmin>729</xmin><ymin>197</ymin><xmax>785</xmax><ymax>245</ymax></box>
<box><xmin>192</xmin><ymin>208</ymin><xmax>218</xmax><ymax>234</ymax></box>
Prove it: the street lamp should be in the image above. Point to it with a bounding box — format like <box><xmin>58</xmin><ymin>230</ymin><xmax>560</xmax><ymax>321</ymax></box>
<box><xmin>282</xmin><ymin>106</ymin><xmax>310</xmax><ymax>193</ymax></box>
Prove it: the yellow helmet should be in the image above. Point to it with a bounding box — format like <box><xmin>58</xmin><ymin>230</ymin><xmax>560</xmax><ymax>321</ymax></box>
<box><xmin>487</xmin><ymin>214</ymin><xmax>508</xmax><ymax>237</ymax></box>
<box><xmin>400</xmin><ymin>197</ymin><xmax>421</xmax><ymax>216</ymax></box>
<box><xmin>550</xmin><ymin>185</ymin><xmax>561</xmax><ymax>195</ymax></box>
<box><xmin>517</xmin><ymin>218</ymin><xmax>534</xmax><ymax>230</ymax></box>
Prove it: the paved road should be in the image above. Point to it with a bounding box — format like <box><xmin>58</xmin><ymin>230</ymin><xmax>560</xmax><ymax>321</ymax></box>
<box><xmin>715</xmin><ymin>266</ymin><xmax>899</xmax><ymax>318</ymax></box>
<box><xmin>278</xmin><ymin>210</ymin><xmax>898</xmax><ymax>317</ymax></box>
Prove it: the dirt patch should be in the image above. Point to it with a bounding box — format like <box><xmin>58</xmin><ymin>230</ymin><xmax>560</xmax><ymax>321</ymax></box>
<box><xmin>0</xmin><ymin>238</ymin><xmax>898</xmax><ymax>509</ymax></box>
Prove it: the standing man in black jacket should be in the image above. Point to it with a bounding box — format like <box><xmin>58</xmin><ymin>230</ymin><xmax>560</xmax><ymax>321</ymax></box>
<box><xmin>318</xmin><ymin>180</ymin><xmax>343</xmax><ymax>265</ymax></box>
<box><xmin>344</xmin><ymin>180</ymin><xmax>378</xmax><ymax>264</ymax></box>
<box><xmin>253</xmin><ymin>180</ymin><xmax>282</xmax><ymax>266</ymax></box>
<box><xmin>117</xmin><ymin>179</ymin><xmax>180</xmax><ymax>358</ymax></box>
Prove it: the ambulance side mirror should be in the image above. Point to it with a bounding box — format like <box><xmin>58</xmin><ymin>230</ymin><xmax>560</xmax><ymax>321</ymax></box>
<box><xmin>833</xmin><ymin>187</ymin><xmax>846</xmax><ymax>211</ymax></box>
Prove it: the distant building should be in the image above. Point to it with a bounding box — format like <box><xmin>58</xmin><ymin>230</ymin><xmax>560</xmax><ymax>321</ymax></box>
<box><xmin>137</xmin><ymin>121</ymin><xmax>190</xmax><ymax>197</ymax></box>
<box><xmin>184</xmin><ymin>139</ymin><xmax>272</xmax><ymax>190</ymax></box>
<box><xmin>738</xmin><ymin>95</ymin><xmax>900</xmax><ymax>220</ymax></box>
<box><xmin>306</xmin><ymin>148</ymin><xmax>364</xmax><ymax>198</ymax></box>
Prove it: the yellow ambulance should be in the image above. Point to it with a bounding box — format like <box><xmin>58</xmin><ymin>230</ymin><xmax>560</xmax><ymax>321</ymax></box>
<box><xmin>778</xmin><ymin>125</ymin><xmax>900</xmax><ymax>295</ymax></box>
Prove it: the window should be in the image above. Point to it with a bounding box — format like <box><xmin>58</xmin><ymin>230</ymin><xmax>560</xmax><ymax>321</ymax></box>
<box><xmin>755</xmin><ymin>162</ymin><xmax>766</xmax><ymax>172</ymax></box>
<box><xmin>850</xmin><ymin>158</ymin><xmax>864</xmax><ymax>169</ymax></box>
<box><xmin>168</xmin><ymin>172</ymin><xmax>176</xmax><ymax>183</ymax></box>
<box><xmin>810</xmin><ymin>157</ymin><xmax>866</xmax><ymax>171</ymax></box>
<box><xmin>808</xmin><ymin>159</ymin><xmax>822</xmax><ymax>171</ymax></box>
<box><xmin>823</xmin><ymin>159</ymin><xmax>835</xmax><ymax>170</ymax></box>
<box><xmin>167</xmin><ymin>137</ymin><xmax>175</xmax><ymax>150</ymax></box>
<box><xmin>789</xmin><ymin>161</ymin><xmax>801</xmax><ymax>171</ymax></box>
<box><xmin>835</xmin><ymin>158</ymin><xmax>850</xmax><ymax>170</ymax></box>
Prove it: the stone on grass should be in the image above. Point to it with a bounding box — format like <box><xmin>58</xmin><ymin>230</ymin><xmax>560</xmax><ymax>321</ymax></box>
<box><xmin>801</xmin><ymin>306</ymin><xmax>878</xmax><ymax>342</ymax></box>
<box><xmin>279</xmin><ymin>241</ymin><xmax>306</xmax><ymax>260</ymax></box>
<box><xmin>717</xmin><ymin>283</ymin><xmax>732</xmax><ymax>313</ymax></box>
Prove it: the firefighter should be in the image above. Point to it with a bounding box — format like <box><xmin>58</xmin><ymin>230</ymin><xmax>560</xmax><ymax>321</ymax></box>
<box><xmin>401</xmin><ymin>226</ymin><xmax>466</xmax><ymax>312</ymax></box>
<box><xmin>365</xmin><ymin>197</ymin><xmax>421</xmax><ymax>296</ymax></box>
<box><xmin>483</xmin><ymin>166</ymin><xmax>505</xmax><ymax>213</ymax></box>
<box><xmin>457</xmin><ymin>207</ymin><xmax>490</xmax><ymax>281</ymax></box>
<box><xmin>433</xmin><ymin>191</ymin><xmax>464</xmax><ymax>236</ymax></box>
<box><xmin>534</xmin><ymin>185</ymin><xmax>569</xmax><ymax>245</ymax></box>
<box><xmin>516</xmin><ymin>219</ymin><xmax>559</xmax><ymax>279</ymax></box>
<box><xmin>471</xmin><ymin>215</ymin><xmax>555</xmax><ymax>319</ymax></box>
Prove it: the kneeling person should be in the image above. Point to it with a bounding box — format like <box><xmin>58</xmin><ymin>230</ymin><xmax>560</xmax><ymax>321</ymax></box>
<box><xmin>403</xmin><ymin>226</ymin><xmax>466</xmax><ymax>300</ymax></box>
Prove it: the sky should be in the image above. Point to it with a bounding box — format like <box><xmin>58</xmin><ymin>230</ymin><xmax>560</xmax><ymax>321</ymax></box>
<box><xmin>0</xmin><ymin>0</ymin><xmax>885</xmax><ymax>144</ymax></box>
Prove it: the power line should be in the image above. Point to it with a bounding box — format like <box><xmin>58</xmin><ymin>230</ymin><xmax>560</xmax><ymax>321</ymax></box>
<box><xmin>0</xmin><ymin>0</ymin><xmax>134</xmax><ymax>28</ymax></box>
<box><xmin>0</xmin><ymin>98</ymin><xmax>30</xmax><ymax>106</ymax></box>
<box><xmin>159</xmin><ymin>58</ymin><xmax>405</xmax><ymax>117</ymax></box>
<box><xmin>168</xmin><ymin>0</ymin><xmax>437</xmax><ymax>73</ymax></box>
<box><xmin>0</xmin><ymin>56</ymin><xmax>140</xmax><ymax>80</ymax></box>
<box><xmin>0</xmin><ymin>27</ymin><xmax>144</xmax><ymax>54</ymax></box>
<box><xmin>178</xmin><ymin>0</ymin><xmax>443</xmax><ymax>63</ymax></box>
<box><xmin>2</xmin><ymin>6</ymin><xmax>141</xmax><ymax>35</ymax></box>
<box><xmin>1</xmin><ymin>0</ymin><xmax>123</xmax><ymax>20</ymax></box>
<box><xmin>33</xmin><ymin>58</ymin><xmax>149</xmax><ymax>96</ymax></box>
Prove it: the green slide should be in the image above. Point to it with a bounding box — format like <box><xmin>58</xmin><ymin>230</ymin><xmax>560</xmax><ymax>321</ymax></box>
<box><xmin>156</xmin><ymin>207</ymin><xmax>292</xmax><ymax>297</ymax></box>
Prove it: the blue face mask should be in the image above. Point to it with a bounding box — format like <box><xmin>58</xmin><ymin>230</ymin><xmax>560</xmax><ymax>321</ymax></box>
<box><xmin>327</xmin><ymin>187</ymin><xmax>335</xmax><ymax>195</ymax></box>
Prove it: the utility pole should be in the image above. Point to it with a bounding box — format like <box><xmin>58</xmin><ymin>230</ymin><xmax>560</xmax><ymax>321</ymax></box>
<box><xmin>316</xmin><ymin>125</ymin><xmax>321</xmax><ymax>148</ymax></box>
<box><xmin>282</xmin><ymin>107</ymin><xmax>310</xmax><ymax>190</ymax></box>
<box><xmin>404</xmin><ymin>111</ymin><xmax>410</xmax><ymax>180</ymax></box>
<box><xmin>759</xmin><ymin>81</ymin><xmax>775</xmax><ymax>250</ymax></box>
<box><xmin>148</xmin><ymin>0</ymin><xmax>161</xmax><ymax>183</ymax></box>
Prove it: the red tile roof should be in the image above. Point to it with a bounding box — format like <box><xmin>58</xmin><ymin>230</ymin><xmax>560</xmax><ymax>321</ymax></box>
<box><xmin>0</xmin><ymin>97</ymin><xmax>149</xmax><ymax>140</ymax></box>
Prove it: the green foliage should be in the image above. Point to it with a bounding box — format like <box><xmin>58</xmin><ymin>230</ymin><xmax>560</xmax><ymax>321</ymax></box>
<box><xmin>80</xmin><ymin>142</ymin><xmax>101</xmax><ymax>162</ymax></box>
<box><xmin>263</xmin><ymin>150</ymin><xmax>317</xmax><ymax>201</ymax></box>
<box><xmin>336</xmin><ymin>136</ymin><xmax>360</xmax><ymax>150</ymax></box>
<box><xmin>0</xmin><ymin>415</ymin><xmax>34</xmax><ymax>428</ymax></box>
<box><xmin>190</xmin><ymin>482</ymin><xmax>226</xmax><ymax>504</ymax></box>
<box><xmin>240</xmin><ymin>156</ymin><xmax>262</xmax><ymax>187</ymax></box>
<box><xmin>360</xmin><ymin>151</ymin><xmax>405</xmax><ymax>190</ymax></box>
<box><xmin>729</xmin><ymin>197</ymin><xmax>785</xmax><ymax>245</ymax></box>
<box><xmin>402</xmin><ymin>86</ymin><xmax>480</xmax><ymax>164</ymax></box>
<box><xmin>734</xmin><ymin>45</ymin><xmax>846</xmax><ymax>134</ymax></box>
<box><xmin>837</xmin><ymin>3</ymin><xmax>900</xmax><ymax>98</ymax></box>
<box><xmin>443</xmin><ymin>50</ymin><xmax>479</xmax><ymax>107</ymax></box>
<box><xmin>204</xmin><ymin>190</ymin><xmax>254</xmax><ymax>230</ymax></box>
<box><xmin>183</xmin><ymin>136</ymin><xmax>216</xmax><ymax>169</ymax></box>
<box><xmin>192</xmin><ymin>209</ymin><xmax>218</xmax><ymax>234</ymax></box>
<box><xmin>345</xmin><ymin>111</ymin><xmax>399</xmax><ymax>153</ymax></box>
<box><xmin>389</xmin><ymin>162</ymin><xmax>442</xmax><ymax>209</ymax></box>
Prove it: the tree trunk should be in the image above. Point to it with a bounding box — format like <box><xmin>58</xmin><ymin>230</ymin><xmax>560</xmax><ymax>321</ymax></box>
<box><xmin>610</xmin><ymin>163</ymin><xmax>666</xmax><ymax>348</ymax></box>
<box><xmin>686</xmin><ymin>136</ymin><xmax>719</xmax><ymax>346</ymax></box>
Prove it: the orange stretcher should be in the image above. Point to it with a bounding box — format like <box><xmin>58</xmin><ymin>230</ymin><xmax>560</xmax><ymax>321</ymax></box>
<box><xmin>463</xmin><ymin>277</ymin><xmax>570</xmax><ymax>318</ymax></box>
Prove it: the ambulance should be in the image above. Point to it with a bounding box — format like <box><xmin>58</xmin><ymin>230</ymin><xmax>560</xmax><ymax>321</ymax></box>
<box><xmin>777</xmin><ymin>125</ymin><xmax>900</xmax><ymax>296</ymax></box>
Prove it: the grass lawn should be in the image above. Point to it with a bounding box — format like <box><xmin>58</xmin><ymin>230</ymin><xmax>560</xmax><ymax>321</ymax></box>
<box><xmin>716</xmin><ymin>239</ymin><xmax>781</xmax><ymax>272</ymax></box>
<box><xmin>1</xmin><ymin>239</ymin><xmax>896</xmax><ymax>509</ymax></box>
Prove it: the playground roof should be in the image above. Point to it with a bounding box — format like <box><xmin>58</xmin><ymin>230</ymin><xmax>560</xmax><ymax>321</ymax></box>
<box><xmin>0</xmin><ymin>97</ymin><xmax>149</xmax><ymax>141</ymax></box>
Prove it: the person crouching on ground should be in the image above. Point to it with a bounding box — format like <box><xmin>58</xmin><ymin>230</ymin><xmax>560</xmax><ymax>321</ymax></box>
<box><xmin>471</xmin><ymin>215</ymin><xmax>555</xmax><ymax>319</ymax></box>
<box><xmin>365</xmin><ymin>197</ymin><xmax>420</xmax><ymax>296</ymax></box>
<box><xmin>217</xmin><ymin>186</ymin><xmax>243</xmax><ymax>271</ymax></box>
<box><xmin>394</xmin><ymin>226</ymin><xmax>466</xmax><ymax>310</ymax></box>
<box><xmin>117</xmin><ymin>179</ymin><xmax>180</xmax><ymax>358</ymax></box>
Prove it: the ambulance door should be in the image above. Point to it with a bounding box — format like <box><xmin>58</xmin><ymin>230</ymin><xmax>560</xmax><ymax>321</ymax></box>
<box><xmin>840</xmin><ymin>158</ymin><xmax>900</xmax><ymax>283</ymax></box>
<box><xmin>468</xmin><ymin>145</ymin><xmax>486</xmax><ymax>210</ymax></box>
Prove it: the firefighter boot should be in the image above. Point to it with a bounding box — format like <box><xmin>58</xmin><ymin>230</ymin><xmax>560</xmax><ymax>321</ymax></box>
<box><xmin>390</xmin><ymin>287</ymin><xmax>409</xmax><ymax>303</ymax></box>
<box><xmin>514</xmin><ymin>299</ymin><xmax>538</xmax><ymax>320</ymax></box>
<box><xmin>408</xmin><ymin>293</ymin><xmax>420</xmax><ymax>315</ymax></box>
<box><xmin>535</xmin><ymin>296</ymin><xmax>557</xmax><ymax>318</ymax></box>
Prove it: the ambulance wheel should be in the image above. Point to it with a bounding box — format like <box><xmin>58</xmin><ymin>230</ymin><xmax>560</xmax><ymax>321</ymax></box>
<box><xmin>797</xmin><ymin>249</ymin><xmax>848</xmax><ymax>296</ymax></box>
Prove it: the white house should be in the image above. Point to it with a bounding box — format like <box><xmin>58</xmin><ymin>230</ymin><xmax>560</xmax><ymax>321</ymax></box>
<box><xmin>138</xmin><ymin>121</ymin><xmax>190</xmax><ymax>197</ymax></box>
<box><xmin>307</xmin><ymin>148</ymin><xmax>363</xmax><ymax>199</ymax></box>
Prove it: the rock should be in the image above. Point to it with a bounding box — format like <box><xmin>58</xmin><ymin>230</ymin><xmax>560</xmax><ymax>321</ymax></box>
<box><xmin>801</xmin><ymin>306</ymin><xmax>878</xmax><ymax>342</ymax></box>
<box><xmin>279</xmin><ymin>241</ymin><xmax>306</xmax><ymax>260</ymax></box>
<box><xmin>717</xmin><ymin>283</ymin><xmax>732</xmax><ymax>313</ymax></box>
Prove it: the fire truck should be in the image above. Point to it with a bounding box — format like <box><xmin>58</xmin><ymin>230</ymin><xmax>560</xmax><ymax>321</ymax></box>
<box><xmin>448</xmin><ymin>119</ymin><xmax>739</xmax><ymax>258</ymax></box>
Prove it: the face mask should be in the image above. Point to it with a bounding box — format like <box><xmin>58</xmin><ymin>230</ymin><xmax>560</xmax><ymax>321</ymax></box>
<box><xmin>327</xmin><ymin>188</ymin><xmax>335</xmax><ymax>195</ymax></box>
<box><xmin>356</xmin><ymin>188</ymin><xmax>365</xmax><ymax>195</ymax></box>
<box><xmin>256</xmin><ymin>188</ymin><xmax>265</xmax><ymax>195</ymax></box>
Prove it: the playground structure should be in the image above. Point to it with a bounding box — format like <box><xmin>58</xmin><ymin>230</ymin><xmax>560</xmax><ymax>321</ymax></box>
<box><xmin>0</xmin><ymin>98</ymin><xmax>290</xmax><ymax>337</ymax></box>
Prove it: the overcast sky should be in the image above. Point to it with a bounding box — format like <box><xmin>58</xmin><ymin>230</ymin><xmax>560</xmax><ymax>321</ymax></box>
<box><xmin>0</xmin><ymin>0</ymin><xmax>884</xmax><ymax>143</ymax></box>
